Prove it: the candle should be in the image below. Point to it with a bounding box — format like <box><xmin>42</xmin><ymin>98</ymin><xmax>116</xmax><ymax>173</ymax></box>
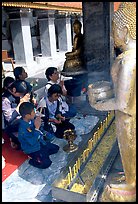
<box><xmin>106</xmin><ymin>115</ymin><xmax>108</xmax><ymax>127</ymax></box>
<box><xmin>105</xmin><ymin>117</ymin><xmax>108</xmax><ymax>128</ymax></box>
<box><xmin>108</xmin><ymin>111</ymin><xmax>111</xmax><ymax>122</ymax></box>
<box><xmin>88</xmin><ymin>139</ymin><xmax>92</xmax><ymax>151</ymax></box>
<box><xmin>95</xmin><ymin>131</ymin><xmax>98</xmax><ymax>142</ymax></box>
<box><xmin>86</xmin><ymin>148</ymin><xmax>89</xmax><ymax>157</ymax></box>
<box><xmin>97</xmin><ymin>127</ymin><xmax>100</xmax><ymax>140</ymax></box>
<box><xmin>103</xmin><ymin>120</ymin><xmax>106</xmax><ymax>131</ymax></box>
<box><xmin>93</xmin><ymin>133</ymin><xmax>96</xmax><ymax>144</ymax></box>
<box><xmin>84</xmin><ymin>149</ymin><xmax>87</xmax><ymax>159</ymax></box>
<box><xmin>98</xmin><ymin>125</ymin><xmax>101</xmax><ymax>138</ymax></box>
<box><xmin>92</xmin><ymin>139</ymin><xmax>94</xmax><ymax>148</ymax></box>
<box><xmin>83</xmin><ymin>151</ymin><xmax>86</xmax><ymax>162</ymax></box>
<box><xmin>67</xmin><ymin>173</ymin><xmax>71</xmax><ymax>184</ymax></box>
<box><xmin>78</xmin><ymin>158</ymin><xmax>81</xmax><ymax>170</ymax></box>
<box><xmin>73</xmin><ymin>164</ymin><xmax>76</xmax><ymax>177</ymax></box>
<box><xmin>69</xmin><ymin>166</ymin><xmax>72</xmax><ymax>180</ymax></box>
<box><xmin>75</xmin><ymin>161</ymin><xmax>78</xmax><ymax>174</ymax></box>
<box><xmin>100</xmin><ymin>121</ymin><xmax>103</xmax><ymax>134</ymax></box>
<box><xmin>40</xmin><ymin>107</ymin><xmax>43</xmax><ymax>114</ymax></box>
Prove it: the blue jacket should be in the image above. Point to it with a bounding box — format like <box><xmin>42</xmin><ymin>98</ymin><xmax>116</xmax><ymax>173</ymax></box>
<box><xmin>18</xmin><ymin>119</ymin><xmax>46</xmax><ymax>154</ymax></box>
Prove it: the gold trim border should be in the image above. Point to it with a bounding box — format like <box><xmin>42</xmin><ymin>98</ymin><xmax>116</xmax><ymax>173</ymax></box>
<box><xmin>2</xmin><ymin>2</ymin><xmax>82</xmax><ymax>13</ymax></box>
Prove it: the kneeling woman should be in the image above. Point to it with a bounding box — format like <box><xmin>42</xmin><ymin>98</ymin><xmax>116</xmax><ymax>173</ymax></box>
<box><xmin>38</xmin><ymin>84</ymin><xmax>75</xmax><ymax>139</ymax></box>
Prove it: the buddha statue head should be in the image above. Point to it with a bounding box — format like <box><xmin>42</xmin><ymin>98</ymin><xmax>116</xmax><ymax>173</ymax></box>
<box><xmin>112</xmin><ymin>2</ymin><xmax>136</xmax><ymax>50</ymax></box>
<box><xmin>73</xmin><ymin>18</ymin><xmax>82</xmax><ymax>35</ymax></box>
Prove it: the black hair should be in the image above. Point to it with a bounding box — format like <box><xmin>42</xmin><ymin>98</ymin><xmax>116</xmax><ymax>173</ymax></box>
<box><xmin>45</xmin><ymin>67</ymin><xmax>57</xmax><ymax>81</ymax></box>
<box><xmin>19</xmin><ymin>102</ymin><xmax>34</xmax><ymax>118</ymax></box>
<box><xmin>14</xmin><ymin>67</ymin><xmax>24</xmax><ymax>80</ymax></box>
<box><xmin>3</xmin><ymin>76</ymin><xmax>15</xmax><ymax>89</ymax></box>
<box><xmin>9</xmin><ymin>80</ymin><xmax>28</xmax><ymax>94</ymax></box>
<box><xmin>47</xmin><ymin>84</ymin><xmax>63</xmax><ymax>97</ymax></box>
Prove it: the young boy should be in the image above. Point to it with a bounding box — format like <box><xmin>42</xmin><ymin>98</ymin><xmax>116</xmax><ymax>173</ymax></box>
<box><xmin>18</xmin><ymin>102</ymin><xmax>59</xmax><ymax>169</ymax></box>
<box><xmin>45</xmin><ymin>67</ymin><xmax>77</xmax><ymax>119</ymax></box>
<box><xmin>38</xmin><ymin>84</ymin><xmax>75</xmax><ymax>139</ymax></box>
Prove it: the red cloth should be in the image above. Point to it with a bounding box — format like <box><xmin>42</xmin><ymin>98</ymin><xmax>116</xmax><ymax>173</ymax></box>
<box><xmin>2</xmin><ymin>132</ymin><xmax>28</xmax><ymax>182</ymax></box>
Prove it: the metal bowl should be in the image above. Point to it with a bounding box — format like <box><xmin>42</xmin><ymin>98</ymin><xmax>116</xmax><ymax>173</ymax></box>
<box><xmin>88</xmin><ymin>81</ymin><xmax>114</xmax><ymax>103</ymax></box>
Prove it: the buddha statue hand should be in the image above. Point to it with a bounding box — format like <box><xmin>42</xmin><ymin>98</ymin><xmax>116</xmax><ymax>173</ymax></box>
<box><xmin>101</xmin><ymin>183</ymin><xmax>136</xmax><ymax>202</ymax></box>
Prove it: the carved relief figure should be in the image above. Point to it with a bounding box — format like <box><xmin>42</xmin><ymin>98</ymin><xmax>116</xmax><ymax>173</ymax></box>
<box><xmin>88</xmin><ymin>2</ymin><xmax>136</xmax><ymax>202</ymax></box>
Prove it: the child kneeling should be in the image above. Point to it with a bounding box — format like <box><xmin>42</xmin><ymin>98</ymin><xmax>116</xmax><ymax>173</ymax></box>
<box><xmin>38</xmin><ymin>84</ymin><xmax>75</xmax><ymax>139</ymax></box>
<box><xmin>18</xmin><ymin>102</ymin><xmax>59</xmax><ymax>169</ymax></box>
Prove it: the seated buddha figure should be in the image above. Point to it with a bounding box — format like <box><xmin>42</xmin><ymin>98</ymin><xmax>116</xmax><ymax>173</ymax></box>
<box><xmin>63</xmin><ymin>18</ymin><xmax>85</xmax><ymax>73</ymax></box>
<box><xmin>88</xmin><ymin>2</ymin><xmax>136</xmax><ymax>202</ymax></box>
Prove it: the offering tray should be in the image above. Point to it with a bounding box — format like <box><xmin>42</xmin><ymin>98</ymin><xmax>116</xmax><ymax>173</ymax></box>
<box><xmin>52</xmin><ymin>111</ymin><xmax>118</xmax><ymax>202</ymax></box>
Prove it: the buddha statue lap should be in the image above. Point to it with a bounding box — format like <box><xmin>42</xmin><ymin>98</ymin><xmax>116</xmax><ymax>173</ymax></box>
<box><xmin>88</xmin><ymin>2</ymin><xmax>136</xmax><ymax>202</ymax></box>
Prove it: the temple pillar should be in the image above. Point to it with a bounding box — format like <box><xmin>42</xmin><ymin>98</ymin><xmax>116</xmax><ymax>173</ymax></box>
<box><xmin>38</xmin><ymin>10</ymin><xmax>57</xmax><ymax>57</ymax></box>
<box><xmin>82</xmin><ymin>2</ymin><xmax>114</xmax><ymax>75</ymax></box>
<box><xmin>10</xmin><ymin>9</ymin><xmax>35</xmax><ymax>67</ymax></box>
<box><xmin>55</xmin><ymin>14</ymin><xmax>72</xmax><ymax>52</ymax></box>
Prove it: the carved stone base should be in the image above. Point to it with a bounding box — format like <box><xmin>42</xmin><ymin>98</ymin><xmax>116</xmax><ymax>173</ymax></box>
<box><xmin>101</xmin><ymin>184</ymin><xmax>136</xmax><ymax>202</ymax></box>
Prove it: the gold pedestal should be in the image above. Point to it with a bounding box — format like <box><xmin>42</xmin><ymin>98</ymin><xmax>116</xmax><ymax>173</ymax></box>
<box><xmin>63</xmin><ymin>142</ymin><xmax>78</xmax><ymax>153</ymax></box>
<box><xmin>63</xmin><ymin>129</ymin><xmax>78</xmax><ymax>153</ymax></box>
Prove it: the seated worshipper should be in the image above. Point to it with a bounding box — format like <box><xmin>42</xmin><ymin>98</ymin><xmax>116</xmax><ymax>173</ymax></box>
<box><xmin>38</xmin><ymin>84</ymin><xmax>75</xmax><ymax>139</ymax></box>
<box><xmin>14</xmin><ymin>66</ymin><xmax>37</xmax><ymax>105</ymax></box>
<box><xmin>2</xmin><ymin>76</ymin><xmax>15</xmax><ymax>94</ymax></box>
<box><xmin>2</xmin><ymin>77</ymin><xmax>15</xmax><ymax>144</ymax></box>
<box><xmin>2</xmin><ymin>80</ymin><xmax>30</xmax><ymax>149</ymax></box>
<box><xmin>18</xmin><ymin>102</ymin><xmax>59</xmax><ymax>169</ymax></box>
<box><xmin>45</xmin><ymin>67</ymin><xmax>77</xmax><ymax>119</ymax></box>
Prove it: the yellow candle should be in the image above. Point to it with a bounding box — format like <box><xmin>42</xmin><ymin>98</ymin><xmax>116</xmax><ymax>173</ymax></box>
<box><xmin>103</xmin><ymin>120</ymin><xmax>106</xmax><ymax>131</ymax></box>
<box><xmin>90</xmin><ymin>139</ymin><xmax>93</xmax><ymax>150</ymax></box>
<box><xmin>95</xmin><ymin>131</ymin><xmax>98</xmax><ymax>142</ymax></box>
<box><xmin>93</xmin><ymin>133</ymin><xmax>96</xmax><ymax>144</ymax></box>
<box><xmin>78</xmin><ymin>158</ymin><xmax>81</xmax><ymax>170</ymax></box>
<box><xmin>98</xmin><ymin>125</ymin><xmax>101</xmax><ymax>137</ymax></box>
<box><xmin>86</xmin><ymin>148</ymin><xmax>89</xmax><ymax>157</ymax></box>
<box><xmin>67</xmin><ymin>173</ymin><xmax>71</xmax><ymax>184</ymax></box>
<box><xmin>97</xmin><ymin>127</ymin><xmax>100</xmax><ymax>139</ymax></box>
<box><xmin>91</xmin><ymin>139</ymin><xmax>94</xmax><ymax>149</ymax></box>
<box><xmin>105</xmin><ymin>117</ymin><xmax>108</xmax><ymax>128</ymax></box>
<box><xmin>106</xmin><ymin>115</ymin><xmax>108</xmax><ymax>126</ymax></box>
<box><xmin>73</xmin><ymin>164</ymin><xmax>76</xmax><ymax>177</ymax></box>
<box><xmin>108</xmin><ymin>111</ymin><xmax>111</xmax><ymax>121</ymax></box>
<box><xmin>88</xmin><ymin>139</ymin><xmax>92</xmax><ymax>151</ymax></box>
<box><xmin>75</xmin><ymin>161</ymin><xmax>78</xmax><ymax>173</ymax></box>
<box><xmin>100</xmin><ymin>121</ymin><xmax>103</xmax><ymax>133</ymax></box>
<box><xmin>69</xmin><ymin>166</ymin><xmax>72</xmax><ymax>180</ymax></box>
<box><xmin>83</xmin><ymin>151</ymin><xmax>86</xmax><ymax>162</ymax></box>
<box><xmin>84</xmin><ymin>149</ymin><xmax>87</xmax><ymax>159</ymax></box>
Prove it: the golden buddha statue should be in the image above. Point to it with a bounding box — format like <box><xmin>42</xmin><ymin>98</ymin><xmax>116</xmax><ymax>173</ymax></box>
<box><xmin>63</xmin><ymin>18</ymin><xmax>85</xmax><ymax>73</ymax></box>
<box><xmin>88</xmin><ymin>2</ymin><xmax>136</xmax><ymax>202</ymax></box>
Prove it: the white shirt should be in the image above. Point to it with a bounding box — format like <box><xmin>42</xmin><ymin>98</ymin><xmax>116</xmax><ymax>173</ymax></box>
<box><xmin>44</xmin><ymin>80</ymin><xmax>69</xmax><ymax>114</ymax></box>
